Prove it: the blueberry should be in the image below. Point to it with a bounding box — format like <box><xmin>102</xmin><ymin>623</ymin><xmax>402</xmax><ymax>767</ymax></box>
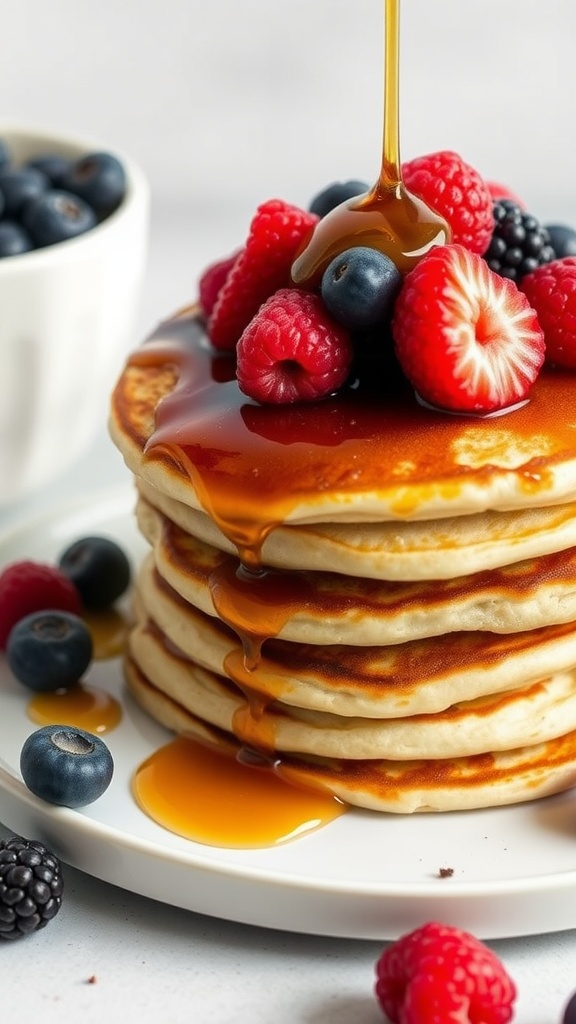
<box><xmin>321</xmin><ymin>246</ymin><xmax>403</xmax><ymax>330</ymax></box>
<box><xmin>60</xmin><ymin>150</ymin><xmax>126</xmax><ymax>218</ymax></box>
<box><xmin>0</xmin><ymin>220</ymin><xmax>33</xmax><ymax>258</ymax></box>
<box><xmin>6</xmin><ymin>610</ymin><xmax>93</xmax><ymax>692</ymax></box>
<box><xmin>58</xmin><ymin>536</ymin><xmax>131</xmax><ymax>610</ymax></box>
<box><xmin>21</xmin><ymin>189</ymin><xmax>97</xmax><ymax>247</ymax></box>
<box><xmin>0</xmin><ymin>167</ymin><xmax>49</xmax><ymax>217</ymax></box>
<box><xmin>25</xmin><ymin>154</ymin><xmax>72</xmax><ymax>187</ymax></box>
<box><xmin>20</xmin><ymin>726</ymin><xmax>114</xmax><ymax>808</ymax></box>
<box><xmin>309</xmin><ymin>179</ymin><xmax>370</xmax><ymax>218</ymax></box>
<box><xmin>544</xmin><ymin>222</ymin><xmax>576</xmax><ymax>258</ymax></box>
<box><xmin>0</xmin><ymin>136</ymin><xmax>10</xmax><ymax>170</ymax></box>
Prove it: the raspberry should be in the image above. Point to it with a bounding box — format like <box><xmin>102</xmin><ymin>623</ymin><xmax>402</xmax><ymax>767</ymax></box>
<box><xmin>198</xmin><ymin>250</ymin><xmax>241</xmax><ymax>318</ymax></box>
<box><xmin>375</xmin><ymin>922</ymin><xmax>517</xmax><ymax>1024</ymax></box>
<box><xmin>236</xmin><ymin>288</ymin><xmax>353</xmax><ymax>404</ymax></box>
<box><xmin>208</xmin><ymin>199</ymin><xmax>318</xmax><ymax>351</ymax></box>
<box><xmin>521</xmin><ymin>256</ymin><xmax>576</xmax><ymax>368</ymax></box>
<box><xmin>393</xmin><ymin>244</ymin><xmax>545</xmax><ymax>413</ymax></box>
<box><xmin>486</xmin><ymin>180</ymin><xmax>525</xmax><ymax>208</ymax></box>
<box><xmin>402</xmin><ymin>150</ymin><xmax>494</xmax><ymax>254</ymax></box>
<box><xmin>0</xmin><ymin>560</ymin><xmax>82</xmax><ymax>649</ymax></box>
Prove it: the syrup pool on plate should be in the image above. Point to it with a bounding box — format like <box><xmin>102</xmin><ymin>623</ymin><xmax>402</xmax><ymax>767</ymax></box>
<box><xmin>26</xmin><ymin>608</ymin><xmax>126</xmax><ymax>734</ymax></box>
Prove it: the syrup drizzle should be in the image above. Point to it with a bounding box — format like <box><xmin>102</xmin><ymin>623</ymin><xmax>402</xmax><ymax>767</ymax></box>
<box><xmin>291</xmin><ymin>0</ymin><xmax>450</xmax><ymax>287</ymax></box>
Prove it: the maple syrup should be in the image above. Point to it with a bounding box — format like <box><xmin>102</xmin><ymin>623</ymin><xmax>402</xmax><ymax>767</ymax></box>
<box><xmin>132</xmin><ymin>735</ymin><xmax>345</xmax><ymax>848</ymax></box>
<box><xmin>291</xmin><ymin>0</ymin><xmax>450</xmax><ymax>288</ymax></box>
<box><xmin>28</xmin><ymin>683</ymin><xmax>122</xmax><ymax>735</ymax></box>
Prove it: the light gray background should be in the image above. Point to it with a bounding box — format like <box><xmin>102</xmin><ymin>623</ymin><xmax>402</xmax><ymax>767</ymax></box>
<box><xmin>3</xmin><ymin>0</ymin><xmax>575</xmax><ymax>334</ymax></box>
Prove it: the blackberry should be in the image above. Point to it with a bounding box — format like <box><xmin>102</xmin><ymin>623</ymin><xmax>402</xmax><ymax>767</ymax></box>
<box><xmin>484</xmin><ymin>199</ymin><xmax>556</xmax><ymax>282</ymax></box>
<box><xmin>0</xmin><ymin>836</ymin><xmax>63</xmax><ymax>940</ymax></box>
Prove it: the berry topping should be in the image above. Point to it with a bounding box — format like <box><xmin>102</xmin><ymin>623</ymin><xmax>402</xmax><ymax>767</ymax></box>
<box><xmin>199</xmin><ymin>250</ymin><xmax>241</xmax><ymax>318</ymax></box>
<box><xmin>392</xmin><ymin>243</ymin><xmax>545</xmax><ymax>413</ymax></box>
<box><xmin>58</xmin><ymin>535</ymin><xmax>131</xmax><ymax>609</ymax></box>
<box><xmin>20</xmin><ymin>725</ymin><xmax>114</xmax><ymax>808</ymax></box>
<box><xmin>321</xmin><ymin>246</ymin><xmax>403</xmax><ymax>330</ymax></box>
<box><xmin>521</xmin><ymin>256</ymin><xmax>576</xmax><ymax>369</ymax></box>
<box><xmin>544</xmin><ymin>222</ymin><xmax>576</xmax><ymax>259</ymax></box>
<box><xmin>402</xmin><ymin>150</ymin><xmax>494</xmax><ymax>253</ymax></box>
<box><xmin>7</xmin><ymin>610</ymin><xmax>93</xmax><ymax>692</ymax></box>
<box><xmin>0</xmin><ymin>835</ymin><xmax>63</xmax><ymax>941</ymax></box>
<box><xmin>309</xmin><ymin>179</ymin><xmax>370</xmax><ymax>218</ymax></box>
<box><xmin>207</xmin><ymin>199</ymin><xmax>318</xmax><ymax>351</ymax></box>
<box><xmin>0</xmin><ymin>560</ymin><xmax>82</xmax><ymax>650</ymax></box>
<box><xmin>484</xmin><ymin>199</ymin><xmax>556</xmax><ymax>282</ymax></box>
<box><xmin>236</xmin><ymin>288</ymin><xmax>353</xmax><ymax>404</ymax></box>
<box><xmin>375</xmin><ymin>921</ymin><xmax>517</xmax><ymax>1024</ymax></box>
<box><xmin>486</xmin><ymin>180</ymin><xmax>525</xmax><ymax>208</ymax></box>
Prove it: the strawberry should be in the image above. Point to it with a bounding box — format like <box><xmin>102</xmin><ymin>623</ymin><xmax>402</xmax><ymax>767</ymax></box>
<box><xmin>392</xmin><ymin>244</ymin><xmax>545</xmax><ymax>413</ymax></box>
<box><xmin>207</xmin><ymin>199</ymin><xmax>318</xmax><ymax>351</ymax></box>
<box><xmin>402</xmin><ymin>150</ymin><xmax>494</xmax><ymax>254</ymax></box>
<box><xmin>521</xmin><ymin>256</ymin><xmax>576</xmax><ymax>369</ymax></box>
<box><xmin>236</xmin><ymin>288</ymin><xmax>353</xmax><ymax>404</ymax></box>
<box><xmin>375</xmin><ymin>921</ymin><xmax>517</xmax><ymax>1024</ymax></box>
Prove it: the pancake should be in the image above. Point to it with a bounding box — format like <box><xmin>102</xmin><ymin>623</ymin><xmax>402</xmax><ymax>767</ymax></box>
<box><xmin>125</xmin><ymin>656</ymin><xmax>576</xmax><ymax>813</ymax></box>
<box><xmin>135</xmin><ymin>555</ymin><xmax>576</xmax><ymax>719</ymax></box>
<box><xmin>128</xmin><ymin>611</ymin><xmax>576</xmax><ymax>760</ymax></box>
<box><xmin>109</xmin><ymin>308</ymin><xmax>576</xmax><ymax>535</ymax></box>
<box><xmin>138</xmin><ymin>477</ymin><xmax>576</xmax><ymax>582</ymax></box>
<box><xmin>136</xmin><ymin>497</ymin><xmax>576</xmax><ymax>646</ymax></box>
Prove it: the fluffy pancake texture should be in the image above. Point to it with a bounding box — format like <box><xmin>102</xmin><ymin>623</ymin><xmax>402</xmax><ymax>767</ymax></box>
<box><xmin>110</xmin><ymin>308</ymin><xmax>576</xmax><ymax>814</ymax></box>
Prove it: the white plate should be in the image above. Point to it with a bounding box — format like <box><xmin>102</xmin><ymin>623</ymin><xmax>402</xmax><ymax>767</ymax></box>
<box><xmin>1</xmin><ymin>487</ymin><xmax>576</xmax><ymax>941</ymax></box>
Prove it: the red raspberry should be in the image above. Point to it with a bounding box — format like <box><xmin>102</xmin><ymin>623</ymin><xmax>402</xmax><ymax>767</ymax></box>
<box><xmin>521</xmin><ymin>256</ymin><xmax>576</xmax><ymax>368</ymax></box>
<box><xmin>198</xmin><ymin>250</ymin><xmax>241</xmax><ymax>318</ymax></box>
<box><xmin>393</xmin><ymin>243</ymin><xmax>545</xmax><ymax>413</ymax></box>
<box><xmin>486</xmin><ymin>180</ymin><xmax>525</xmax><ymax>208</ymax></box>
<box><xmin>208</xmin><ymin>199</ymin><xmax>318</xmax><ymax>351</ymax></box>
<box><xmin>375</xmin><ymin>922</ymin><xmax>517</xmax><ymax>1024</ymax></box>
<box><xmin>0</xmin><ymin>560</ymin><xmax>82</xmax><ymax>649</ymax></box>
<box><xmin>236</xmin><ymin>288</ymin><xmax>353</xmax><ymax>404</ymax></box>
<box><xmin>402</xmin><ymin>150</ymin><xmax>494</xmax><ymax>253</ymax></box>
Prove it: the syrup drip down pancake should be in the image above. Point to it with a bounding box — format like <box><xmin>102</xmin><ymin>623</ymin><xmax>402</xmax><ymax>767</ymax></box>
<box><xmin>110</xmin><ymin>309</ymin><xmax>576</xmax><ymax>814</ymax></box>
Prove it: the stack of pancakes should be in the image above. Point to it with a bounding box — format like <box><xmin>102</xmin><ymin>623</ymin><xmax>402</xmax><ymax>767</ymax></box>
<box><xmin>109</xmin><ymin>307</ymin><xmax>576</xmax><ymax>813</ymax></box>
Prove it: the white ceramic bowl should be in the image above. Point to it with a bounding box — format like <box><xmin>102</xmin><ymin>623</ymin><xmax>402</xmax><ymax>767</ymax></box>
<box><xmin>0</xmin><ymin>124</ymin><xmax>150</xmax><ymax>506</ymax></box>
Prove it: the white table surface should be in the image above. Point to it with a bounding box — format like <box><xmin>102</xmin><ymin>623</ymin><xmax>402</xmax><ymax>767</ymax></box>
<box><xmin>1</xmin><ymin>209</ymin><xmax>576</xmax><ymax>1024</ymax></box>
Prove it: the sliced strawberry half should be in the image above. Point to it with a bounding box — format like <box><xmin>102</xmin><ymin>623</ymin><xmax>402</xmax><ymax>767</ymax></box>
<box><xmin>392</xmin><ymin>244</ymin><xmax>545</xmax><ymax>413</ymax></box>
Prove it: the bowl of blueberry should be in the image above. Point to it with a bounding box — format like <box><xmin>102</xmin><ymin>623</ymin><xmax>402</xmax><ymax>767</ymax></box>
<box><xmin>0</xmin><ymin>123</ymin><xmax>149</xmax><ymax>506</ymax></box>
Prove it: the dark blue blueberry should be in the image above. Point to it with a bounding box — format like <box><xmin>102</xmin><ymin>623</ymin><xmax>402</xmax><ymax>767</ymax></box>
<box><xmin>58</xmin><ymin>536</ymin><xmax>131</xmax><ymax>609</ymax></box>
<box><xmin>544</xmin><ymin>222</ymin><xmax>576</xmax><ymax>259</ymax></box>
<box><xmin>21</xmin><ymin>189</ymin><xmax>97</xmax><ymax>247</ymax></box>
<box><xmin>0</xmin><ymin>220</ymin><xmax>33</xmax><ymax>258</ymax></box>
<box><xmin>0</xmin><ymin>136</ymin><xmax>10</xmax><ymax>170</ymax></box>
<box><xmin>6</xmin><ymin>610</ymin><xmax>93</xmax><ymax>692</ymax></box>
<box><xmin>309</xmin><ymin>179</ymin><xmax>369</xmax><ymax>218</ymax></box>
<box><xmin>20</xmin><ymin>726</ymin><xmax>114</xmax><ymax>808</ymax></box>
<box><xmin>321</xmin><ymin>246</ymin><xmax>403</xmax><ymax>330</ymax></box>
<box><xmin>0</xmin><ymin>167</ymin><xmax>49</xmax><ymax>217</ymax></box>
<box><xmin>26</xmin><ymin>153</ymin><xmax>72</xmax><ymax>187</ymax></box>
<box><xmin>60</xmin><ymin>150</ymin><xmax>126</xmax><ymax>218</ymax></box>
